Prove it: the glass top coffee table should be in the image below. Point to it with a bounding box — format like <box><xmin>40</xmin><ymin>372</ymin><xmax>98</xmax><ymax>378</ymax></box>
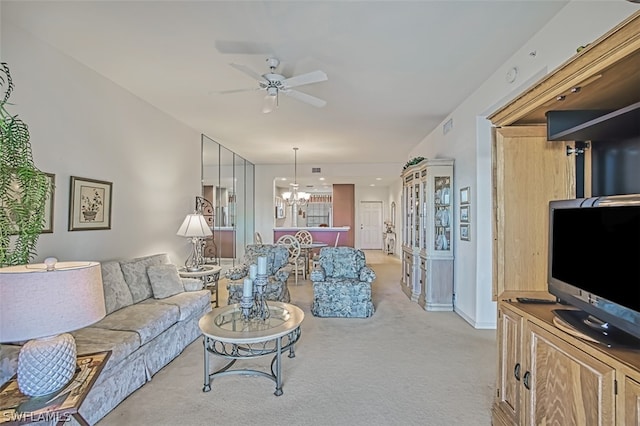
<box><xmin>198</xmin><ymin>301</ymin><xmax>304</xmax><ymax>396</ymax></box>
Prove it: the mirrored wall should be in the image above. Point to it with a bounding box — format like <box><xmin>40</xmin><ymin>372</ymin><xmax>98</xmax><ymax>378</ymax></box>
<box><xmin>202</xmin><ymin>134</ymin><xmax>255</xmax><ymax>266</ymax></box>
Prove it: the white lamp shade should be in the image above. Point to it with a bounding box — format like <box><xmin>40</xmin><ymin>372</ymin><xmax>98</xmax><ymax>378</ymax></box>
<box><xmin>0</xmin><ymin>261</ymin><xmax>106</xmax><ymax>342</ymax></box>
<box><xmin>176</xmin><ymin>214</ymin><xmax>213</xmax><ymax>238</ymax></box>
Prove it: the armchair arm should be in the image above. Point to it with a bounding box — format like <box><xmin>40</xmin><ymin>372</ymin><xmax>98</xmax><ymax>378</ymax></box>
<box><xmin>225</xmin><ymin>264</ymin><xmax>249</xmax><ymax>281</ymax></box>
<box><xmin>310</xmin><ymin>265</ymin><xmax>326</xmax><ymax>282</ymax></box>
<box><xmin>274</xmin><ymin>268</ymin><xmax>291</xmax><ymax>283</ymax></box>
<box><xmin>359</xmin><ymin>266</ymin><xmax>376</xmax><ymax>283</ymax></box>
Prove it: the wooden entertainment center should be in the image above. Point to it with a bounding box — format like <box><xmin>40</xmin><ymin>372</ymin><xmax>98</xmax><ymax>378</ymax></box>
<box><xmin>488</xmin><ymin>11</ymin><xmax>640</xmax><ymax>426</ymax></box>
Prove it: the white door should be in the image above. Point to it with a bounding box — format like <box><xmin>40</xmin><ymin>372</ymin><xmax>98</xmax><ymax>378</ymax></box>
<box><xmin>359</xmin><ymin>201</ymin><xmax>383</xmax><ymax>249</ymax></box>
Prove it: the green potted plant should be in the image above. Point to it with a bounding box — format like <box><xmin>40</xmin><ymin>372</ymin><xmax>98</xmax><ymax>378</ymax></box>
<box><xmin>403</xmin><ymin>156</ymin><xmax>425</xmax><ymax>170</ymax></box>
<box><xmin>0</xmin><ymin>62</ymin><xmax>52</xmax><ymax>266</ymax></box>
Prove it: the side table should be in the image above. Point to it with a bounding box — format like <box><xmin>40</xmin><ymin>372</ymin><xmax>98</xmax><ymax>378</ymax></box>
<box><xmin>0</xmin><ymin>351</ymin><xmax>111</xmax><ymax>425</ymax></box>
<box><xmin>179</xmin><ymin>265</ymin><xmax>222</xmax><ymax>308</ymax></box>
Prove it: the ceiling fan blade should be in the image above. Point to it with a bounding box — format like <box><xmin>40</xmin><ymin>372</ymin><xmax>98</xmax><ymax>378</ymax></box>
<box><xmin>229</xmin><ymin>63</ymin><xmax>268</xmax><ymax>83</ymax></box>
<box><xmin>281</xmin><ymin>70</ymin><xmax>328</xmax><ymax>89</ymax></box>
<box><xmin>282</xmin><ymin>89</ymin><xmax>327</xmax><ymax>108</ymax></box>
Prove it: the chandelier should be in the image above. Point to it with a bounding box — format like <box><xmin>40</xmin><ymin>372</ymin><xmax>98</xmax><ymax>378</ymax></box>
<box><xmin>282</xmin><ymin>147</ymin><xmax>310</xmax><ymax>207</ymax></box>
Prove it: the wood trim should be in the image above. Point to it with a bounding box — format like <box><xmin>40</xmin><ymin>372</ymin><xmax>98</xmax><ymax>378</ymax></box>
<box><xmin>489</xmin><ymin>11</ymin><xmax>640</xmax><ymax>127</ymax></box>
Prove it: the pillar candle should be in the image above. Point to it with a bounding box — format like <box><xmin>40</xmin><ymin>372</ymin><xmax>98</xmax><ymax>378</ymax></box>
<box><xmin>257</xmin><ymin>256</ymin><xmax>267</xmax><ymax>274</ymax></box>
<box><xmin>243</xmin><ymin>278</ymin><xmax>253</xmax><ymax>297</ymax></box>
<box><xmin>249</xmin><ymin>264</ymin><xmax>257</xmax><ymax>280</ymax></box>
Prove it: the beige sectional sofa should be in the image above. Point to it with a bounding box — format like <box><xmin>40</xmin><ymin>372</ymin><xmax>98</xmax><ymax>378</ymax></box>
<box><xmin>0</xmin><ymin>253</ymin><xmax>211</xmax><ymax>425</ymax></box>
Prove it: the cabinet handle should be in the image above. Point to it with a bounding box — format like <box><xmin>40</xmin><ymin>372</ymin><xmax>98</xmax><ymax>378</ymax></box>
<box><xmin>513</xmin><ymin>363</ymin><xmax>521</xmax><ymax>381</ymax></box>
<box><xmin>523</xmin><ymin>371</ymin><xmax>531</xmax><ymax>390</ymax></box>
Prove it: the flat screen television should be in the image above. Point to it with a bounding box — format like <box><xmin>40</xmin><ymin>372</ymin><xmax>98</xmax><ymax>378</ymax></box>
<box><xmin>548</xmin><ymin>194</ymin><xmax>640</xmax><ymax>348</ymax></box>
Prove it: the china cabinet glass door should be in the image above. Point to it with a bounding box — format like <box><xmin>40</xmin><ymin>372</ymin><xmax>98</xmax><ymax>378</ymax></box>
<box><xmin>434</xmin><ymin>176</ymin><xmax>451</xmax><ymax>252</ymax></box>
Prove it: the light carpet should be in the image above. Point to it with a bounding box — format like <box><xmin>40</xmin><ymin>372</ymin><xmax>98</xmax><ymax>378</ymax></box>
<box><xmin>99</xmin><ymin>251</ymin><xmax>496</xmax><ymax>426</ymax></box>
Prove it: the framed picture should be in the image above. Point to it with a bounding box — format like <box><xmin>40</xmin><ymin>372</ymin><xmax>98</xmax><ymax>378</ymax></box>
<box><xmin>460</xmin><ymin>187</ymin><xmax>470</xmax><ymax>205</ymax></box>
<box><xmin>460</xmin><ymin>204</ymin><xmax>470</xmax><ymax>224</ymax></box>
<box><xmin>69</xmin><ymin>176</ymin><xmax>112</xmax><ymax>231</ymax></box>
<box><xmin>460</xmin><ymin>223</ymin><xmax>470</xmax><ymax>241</ymax></box>
<box><xmin>42</xmin><ymin>173</ymin><xmax>55</xmax><ymax>233</ymax></box>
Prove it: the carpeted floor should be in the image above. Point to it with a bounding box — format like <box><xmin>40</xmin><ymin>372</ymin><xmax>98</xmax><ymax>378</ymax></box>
<box><xmin>99</xmin><ymin>251</ymin><xmax>495</xmax><ymax>426</ymax></box>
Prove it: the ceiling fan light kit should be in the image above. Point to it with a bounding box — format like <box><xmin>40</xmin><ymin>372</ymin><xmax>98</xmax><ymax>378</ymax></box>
<box><xmin>224</xmin><ymin>57</ymin><xmax>328</xmax><ymax>113</ymax></box>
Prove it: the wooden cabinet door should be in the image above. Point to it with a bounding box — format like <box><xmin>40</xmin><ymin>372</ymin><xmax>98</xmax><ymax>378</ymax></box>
<box><xmin>625</xmin><ymin>376</ymin><xmax>640</xmax><ymax>426</ymax></box>
<box><xmin>523</xmin><ymin>322</ymin><xmax>615</xmax><ymax>426</ymax></box>
<box><xmin>494</xmin><ymin>306</ymin><xmax>524</xmax><ymax>425</ymax></box>
<box><xmin>492</xmin><ymin>126</ymin><xmax>575</xmax><ymax>299</ymax></box>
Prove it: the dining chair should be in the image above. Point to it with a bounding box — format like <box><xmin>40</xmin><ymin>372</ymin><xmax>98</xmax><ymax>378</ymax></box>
<box><xmin>294</xmin><ymin>229</ymin><xmax>314</xmax><ymax>272</ymax></box>
<box><xmin>294</xmin><ymin>229</ymin><xmax>313</xmax><ymax>245</ymax></box>
<box><xmin>276</xmin><ymin>235</ymin><xmax>306</xmax><ymax>284</ymax></box>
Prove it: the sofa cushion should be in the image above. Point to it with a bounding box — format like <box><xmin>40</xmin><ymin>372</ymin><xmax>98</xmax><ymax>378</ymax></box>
<box><xmin>72</xmin><ymin>326</ymin><xmax>141</xmax><ymax>371</ymax></box>
<box><xmin>147</xmin><ymin>264</ymin><xmax>184</xmax><ymax>299</ymax></box>
<box><xmin>120</xmin><ymin>254</ymin><xmax>170</xmax><ymax>303</ymax></box>
<box><xmin>141</xmin><ymin>290</ymin><xmax>210</xmax><ymax>321</ymax></box>
<box><xmin>101</xmin><ymin>261</ymin><xmax>134</xmax><ymax>314</ymax></box>
<box><xmin>91</xmin><ymin>303</ymin><xmax>179</xmax><ymax>345</ymax></box>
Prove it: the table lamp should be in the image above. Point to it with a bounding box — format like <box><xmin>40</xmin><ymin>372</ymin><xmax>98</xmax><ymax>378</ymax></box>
<box><xmin>176</xmin><ymin>213</ymin><xmax>213</xmax><ymax>272</ymax></box>
<box><xmin>0</xmin><ymin>258</ymin><xmax>106</xmax><ymax>397</ymax></box>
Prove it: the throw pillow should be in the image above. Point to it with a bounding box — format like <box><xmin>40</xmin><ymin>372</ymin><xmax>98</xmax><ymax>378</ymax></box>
<box><xmin>147</xmin><ymin>264</ymin><xmax>184</xmax><ymax>299</ymax></box>
<box><xmin>120</xmin><ymin>253</ymin><xmax>170</xmax><ymax>303</ymax></box>
<box><xmin>101</xmin><ymin>261</ymin><xmax>134</xmax><ymax>314</ymax></box>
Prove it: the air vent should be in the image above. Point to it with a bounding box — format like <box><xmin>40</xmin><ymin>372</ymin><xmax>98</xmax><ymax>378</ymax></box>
<box><xmin>312</xmin><ymin>167</ymin><xmax>321</xmax><ymax>173</ymax></box>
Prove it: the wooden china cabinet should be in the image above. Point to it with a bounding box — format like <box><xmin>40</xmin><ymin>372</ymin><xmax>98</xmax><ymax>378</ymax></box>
<box><xmin>489</xmin><ymin>11</ymin><xmax>640</xmax><ymax>426</ymax></box>
<box><xmin>400</xmin><ymin>158</ymin><xmax>454</xmax><ymax>311</ymax></box>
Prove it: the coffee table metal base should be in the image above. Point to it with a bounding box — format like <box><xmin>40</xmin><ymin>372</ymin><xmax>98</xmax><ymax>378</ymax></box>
<box><xmin>202</xmin><ymin>327</ymin><xmax>301</xmax><ymax>396</ymax></box>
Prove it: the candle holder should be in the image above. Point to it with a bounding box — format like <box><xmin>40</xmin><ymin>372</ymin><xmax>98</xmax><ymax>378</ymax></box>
<box><xmin>251</xmin><ymin>272</ymin><xmax>270</xmax><ymax>321</ymax></box>
<box><xmin>240</xmin><ymin>295</ymin><xmax>254</xmax><ymax>320</ymax></box>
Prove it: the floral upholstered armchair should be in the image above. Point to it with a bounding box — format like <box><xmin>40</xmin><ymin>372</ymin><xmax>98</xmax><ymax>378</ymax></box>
<box><xmin>225</xmin><ymin>244</ymin><xmax>291</xmax><ymax>304</ymax></box>
<box><xmin>310</xmin><ymin>247</ymin><xmax>376</xmax><ymax>318</ymax></box>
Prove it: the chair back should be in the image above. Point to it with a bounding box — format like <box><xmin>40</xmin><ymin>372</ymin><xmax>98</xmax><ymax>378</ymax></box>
<box><xmin>276</xmin><ymin>235</ymin><xmax>301</xmax><ymax>262</ymax></box>
<box><xmin>242</xmin><ymin>244</ymin><xmax>289</xmax><ymax>274</ymax></box>
<box><xmin>317</xmin><ymin>247</ymin><xmax>367</xmax><ymax>279</ymax></box>
<box><xmin>294</xmin><ymin>229</ymin><xmax>313</xmax><ymax>245</ymax></box>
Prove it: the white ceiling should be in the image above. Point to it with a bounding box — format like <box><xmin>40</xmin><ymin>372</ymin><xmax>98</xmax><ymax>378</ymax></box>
<box><xmin>3</xmin><ymin>0</ymin><xmax>569</xmax><ymax>187</ymax></box>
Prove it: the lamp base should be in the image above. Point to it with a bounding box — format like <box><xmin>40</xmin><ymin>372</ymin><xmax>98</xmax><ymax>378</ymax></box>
<box><xmin>17</xmin><ymin>333</ymin><xmax>77</xmax><ymax>397</ymax></box>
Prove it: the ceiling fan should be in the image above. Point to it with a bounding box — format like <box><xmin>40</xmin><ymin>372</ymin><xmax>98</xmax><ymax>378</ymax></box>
<box><xmin>220</xmin><ymin>58</ymin><xmax>328</xmax><ymax>113</ymax></box>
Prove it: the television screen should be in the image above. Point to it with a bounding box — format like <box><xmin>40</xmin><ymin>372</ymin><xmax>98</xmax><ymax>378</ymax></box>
<box><xmin>548</xmin><ymin>195</ymin><xmax>640</xmax><ymax>346</ymax></box>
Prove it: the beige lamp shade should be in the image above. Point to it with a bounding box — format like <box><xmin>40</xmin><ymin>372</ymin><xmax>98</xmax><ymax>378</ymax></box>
<box><xmin>0</xmin><ymin>261</ymin><xmax>106</xmax><ymax>342</ymax></box>
<box><xmin>176</xmin><ymin>214</ymin><xmax>213</xmax><ymax>238</ymax></box>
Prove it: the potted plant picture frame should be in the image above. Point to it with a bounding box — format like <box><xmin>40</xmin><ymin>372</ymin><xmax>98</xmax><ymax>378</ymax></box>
<box><xmin>69</xmin><ymin>176</ymin><xmax>112</xmax><ymax>231</ymax></box>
